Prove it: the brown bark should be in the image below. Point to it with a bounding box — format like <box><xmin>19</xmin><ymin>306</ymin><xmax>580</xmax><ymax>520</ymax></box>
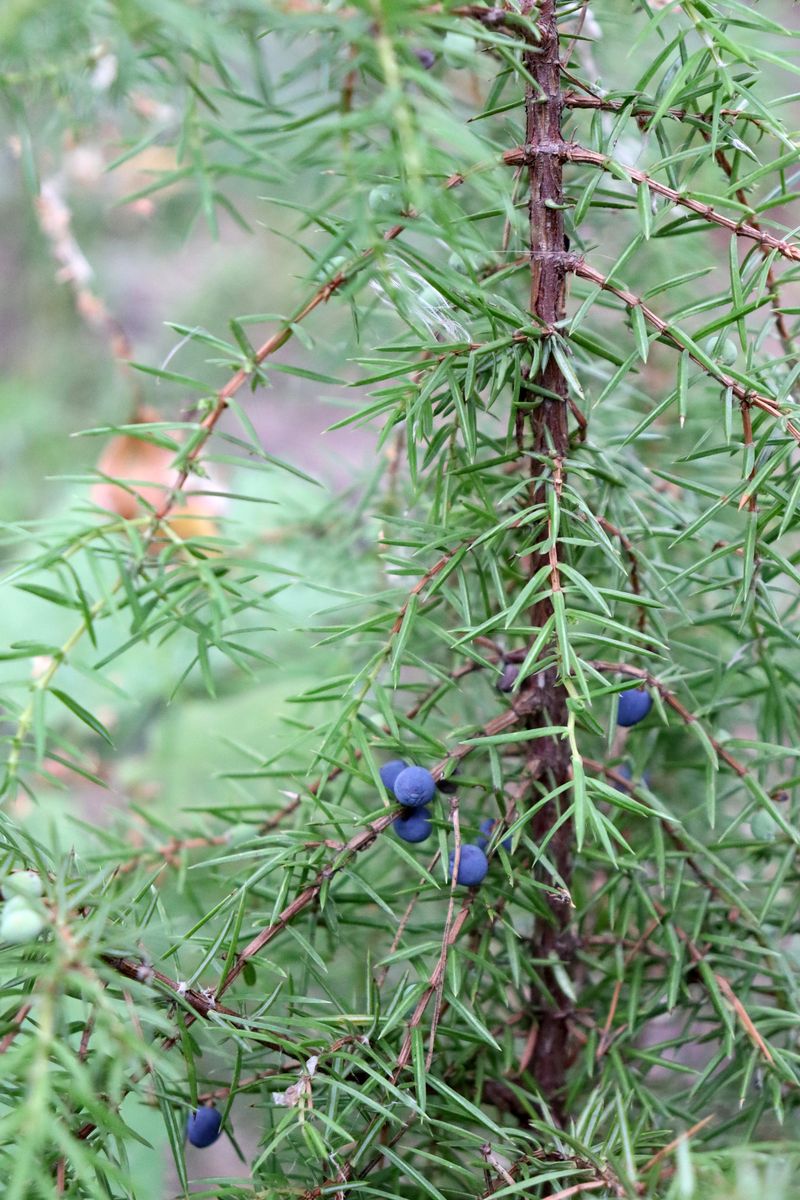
<box><xmin>518</xmin><ymin>0</ymin><xmax>575</xmax><ymax>1120</ymax></box>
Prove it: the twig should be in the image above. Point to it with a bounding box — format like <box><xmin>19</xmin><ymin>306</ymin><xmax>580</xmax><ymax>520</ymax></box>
<box><xmin>115</xmin><ymin>833</ymin><xmax>228</xmax><ymax>877</ymax></box>
<box><xmin>3</xmin><ymin>161</ymin><xmax>479</xmax><ymax>798</ymax></box>
<box><xmin>642</xmin><ymin>1114</ymin><xmax>714</xmax><ymax>1172</ymax></box>
<box><xmin>594</xmin><ymin>914</ymin><xmax>661</xmax><ymax>1060</ymax></box>
<box><xmin>562</xmin><ymin>90</ymin><xmax>768</xmax><ymax>129</ymax></box>
<box><xmin>392</xmin><ymin>894</ymin><xmax>475</xmax><ymax>1079</ymax></box>
<box><xmin>56</xmin><ymin>1010</ymin><xmax>98</xmax><ymax>1190</ymax></box>
<box><xmin>541</xmin><ymin>1182</ymin><xmax>605</xmax><ymax>1200</ymax></box>
<box><xmin>97</xmin><ymin>702</ymin><xmax>520</xmax><ymax>1038</ymax></box>
<box><xmin>0</xmin><ymin>1002</ymin><xmax>33</xmax><ymax>1055</ymax></box>
<box><xmin>653</xmin><ymin>902</ymin><xmax>774</xmax><ymax>1065</ymax></box>
<box><xmin>710</xmin><ymin>145</ymin><xmax>795</xmax><ymax>362</ymax></box>
<box><xmin>115</xmin><ymin>606</ymin><xmax>497</xmax><ymax>885</ymax></box>
<box><xmin>100</xmin><ymin>955</ymin><xmax>253</xmax><ymax>1027</ymax></box>
<box><xmin>595</xmin><ymin>515</ymin><xmax>647</xmax><ymax>631</ymax></box>
<box><xmin>300</xmin><ymin>1113</ymin><xmax>416</xmax><ymax>1200</ymax></box>
<box><xmin>33</xmin><ymin>176</ymin><xmax>138</xmax><ymax>398</ymax></box>
<box><xmin>425</xmin><ymin>794</ymin><xmax>462</xmax><ymax>1069</ymax></box>
<box><xmin>374</xmin><ymin>849</ymin><xmax>442</xmax><ymax>989</ymax></box>
<box><xmin>708</xmin><ymin>138</ymin><xmax>794</xmax><ymax>511</ymax></box>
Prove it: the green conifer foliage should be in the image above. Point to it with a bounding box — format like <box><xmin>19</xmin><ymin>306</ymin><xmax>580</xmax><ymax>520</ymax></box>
<box><xmin>2</xmin><ymin>1</ymin><xmax>800</xmax><ymax>1196</ymax></box>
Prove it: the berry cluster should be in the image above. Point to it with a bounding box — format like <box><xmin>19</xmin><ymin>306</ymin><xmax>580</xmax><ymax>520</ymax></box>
<box><xmin>381</xmin><ymin>758</ymin><xmax>513</xmax><ymax>887</ymax></box>
<box><xmin>0</xmin><ymin>871</ymin><xmax>45</xmax><ymax>944</ymax></box>
<box><xmin>382</xmin><ymin>689</ymin><xmax>652</xmax><ymax>884</ymax></box>
<box><xmin>381</xmin><ymin>759</ymin><xmax>436</xmax><ymax>845</ymax></box>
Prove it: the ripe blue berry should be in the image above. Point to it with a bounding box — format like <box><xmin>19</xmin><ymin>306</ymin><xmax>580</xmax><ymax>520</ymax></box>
<box><xmin>394</xmin><ymin>766</ymin><xmax>436</xmax><ymax>808</ymax></box>
<box><xmin>394</xmin><ymin>808</ymin><xmax>432</xmax><ymax>843</ymax></box>
<box><xmin>476</xmin><ymin>816</ymin><xmax>511</xmax><ymax>852</ymax></box>
<box><xmin>617</xmin><ymin>687</ymin><xmax>652</xmax><ymax>728</ymax></box>
<box><xmin>186</xmin><ymin>1105</ymin><xmax>222</xmax><ymax>1149</ymax></box>
<box><xmin>414</xmin><ymin>48</ymin><xmax>436</xmax><ymax>69</ymax></box>
<box><xmin>436</xmin><ymin>773</ymin><xmax>458</xmax><ymax>795</ymax></box>
<box><xmin>449</xmin><ymin>844</ymin><xmax>489</xmax><ymax>886</ymax></box>
<box><xmin>379</xmin><ymin>759</ymin><xmax>408</xmax><ymax>794</ymax></box>
<box><xmin>496</xmin><ymin>662</ymin><xmax>518</xmax><ymax>693</ymax></box>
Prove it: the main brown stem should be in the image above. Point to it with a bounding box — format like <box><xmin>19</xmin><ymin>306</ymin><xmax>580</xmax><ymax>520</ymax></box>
<box><xmin>519</xmin><ymin>0</ymin><xmax>575</xmax><ymax>1120</ymax></box>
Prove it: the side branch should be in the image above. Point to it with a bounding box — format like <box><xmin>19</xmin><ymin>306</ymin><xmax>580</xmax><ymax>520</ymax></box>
<box><xmin>572</xmin><ymin>260</ymin><xmax>800</xmax><ymax>441</ymax></box>
<box><xmin>102</xmin><ymin>707</ymin><xmax>519</xmax><ymax>1019</ymax></box>
<box><xmin>562</xmin><ymin>90</ymin><xmax>768</xmax><ymax>129</ymax></box>
<box><xmin>502</xmin><ymin>143</ymin><xmax>800</xmax><ymax>265</ymax></box>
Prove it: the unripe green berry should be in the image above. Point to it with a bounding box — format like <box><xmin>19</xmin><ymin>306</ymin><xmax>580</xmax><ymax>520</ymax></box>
<box><xmin>368</xmin><ymin>185</ymin><xmax>403</xmax><ymax>216</ymax></box>
<box><xmin>0</xmin><ymin>903</ymin><xmax>44</xmax><ymax>945</ymax></box>
<box><xmin>751</xmin><ymin>810</ymin><xmax>779</xmax><ymax>842</ymax></box>
<box><xmin>443</xmin><ymin>31</ymin><xmax>476</xmax><ymax>66</ymax></box>
<box><xmin>227</xmin><ymin>824</ymin><xmax>255</xmax><ymax>846</ymax></box>
<box><xmin>703</xmin><ymin>335</ymin><xmax>738</xmax><ymax>366</ymax></box>
<box><xmin>316</xmin><ymin>254</ymin><xmax>348</xmax><ymax>283</ymax></box>
<box><xmin>417</xmin><ymin>282</ymin><xmax>443</xmax><ymax>310</ymax></box>
<box><xmin>5</xmin><ymin>870</ymin><xmax>43</xmax><ymax>898</ymax></box>
<box><xmin>447</xmin><ymin>252</ymin><xmax>468</xmax><ymax>274</ymax></box>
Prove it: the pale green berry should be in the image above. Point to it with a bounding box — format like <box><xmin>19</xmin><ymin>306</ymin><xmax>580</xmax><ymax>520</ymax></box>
<box><xmin>316</xmin><ymin>254</ymin><xmax>348</xmax><ymax>283</ymax></box>
<box><xmin>751</xmin><ymin>810</ymin><xmax>779</xmax><ymax>841</ymax></box>
<box><xmin>0</xmin><ymin>903</ymin><xmax>45</xmax><ymax>945</ymax></box>
<box><xmin>368</xmin><ymin>185</ymin><xmax>403</xmax><ymax>216</ymax></box>
<box><xmin>443</xmin><ymin>31</ymin><xmax>476</xmax><ymax>66</ymax></box>
<box><xmin>5</xmin><ymin>870</ymin><xmax>43</xmax><ymax>898</ymax></box>
<box><xmin>227</xmin><ymin>823</ymin><xmax>255</xmax><ymax>846</ymax></box>
<box><xmin>703</xmin><ymin>335</ymin><xmax>738</xmax><ymax>366</ymax></box>
<box><xmin>417</xmin><ymin>283</ymin><xmax>443</xmax><ymax>310</ymax></box>
<box><xmin>448</xmin><ymin>252</ymin><xmax>468</xmax><ymax>274</ymax></box>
